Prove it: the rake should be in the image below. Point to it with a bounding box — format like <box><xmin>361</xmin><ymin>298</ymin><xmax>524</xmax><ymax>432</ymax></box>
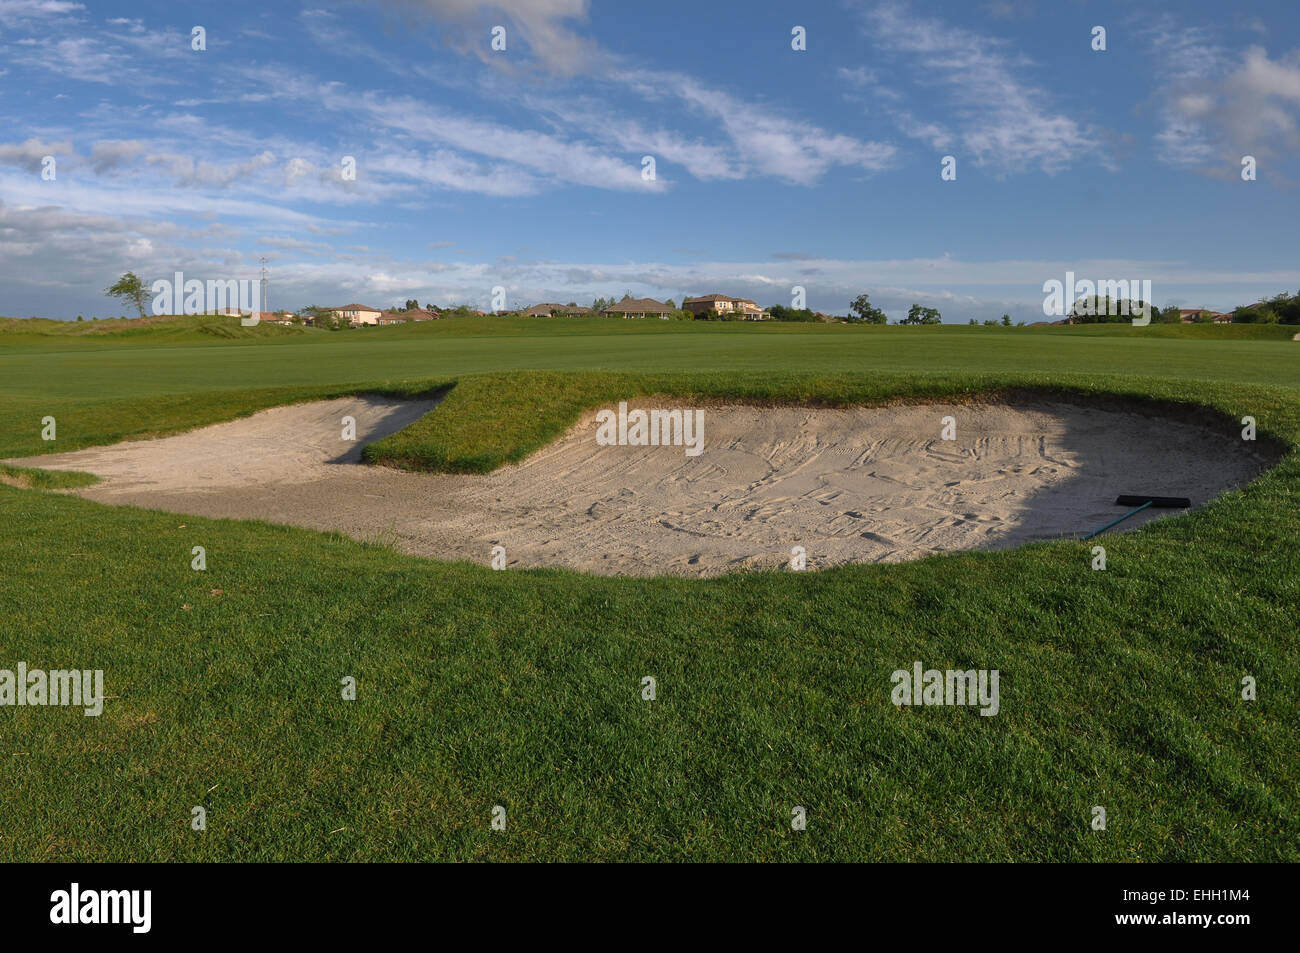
<box><xmin>1082</xmin><ymin>495</ymin><xmax>1192</xmax><ymax>540</ymax></box>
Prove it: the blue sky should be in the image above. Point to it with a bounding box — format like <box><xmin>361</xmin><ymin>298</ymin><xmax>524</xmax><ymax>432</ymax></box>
<box><xmin>1</xmin><ymin>0</ymin><xmax>1298</xmax><ymax>321</ymax></box>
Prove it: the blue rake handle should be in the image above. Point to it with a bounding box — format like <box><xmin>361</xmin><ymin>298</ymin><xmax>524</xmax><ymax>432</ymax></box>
<box><xmin>1083</xmin><ymin>500</ymin><xmax>1153</xmax><ymax>540</ymax></box>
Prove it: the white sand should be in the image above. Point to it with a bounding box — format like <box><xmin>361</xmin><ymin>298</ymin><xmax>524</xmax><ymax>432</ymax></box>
<box><xmin>8</xmin><ymin>395</ymin><xmax>1275</xmax><ymax>577</ymax></box>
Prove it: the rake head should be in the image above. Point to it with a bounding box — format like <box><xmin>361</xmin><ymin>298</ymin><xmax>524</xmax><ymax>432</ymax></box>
<box><xmin>1114</xmin><ymin>495</ymin><xmax>1192</xmax><ymax>508</ymax></box>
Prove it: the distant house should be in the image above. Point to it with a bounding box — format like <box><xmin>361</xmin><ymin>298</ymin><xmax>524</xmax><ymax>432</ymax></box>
<box><xmin>261</xmin><ymin>311</ymin><xmax>296</xmax><ymax>324</ymax></box>
<box><xmin>521</xmin><ymin>303</ymin><xmax>592</xmax><ymax>317</ymax></box>
<box><xmin>327</xmin><ymin>304</ymin><xmax>382</xmax><ymax>326</ymax></box>
<box><xmin>1179</xmin><ymin>309</ymin><xmax>1232</xmax><ymax>323</ymax></box>
<box><xmin>601</xmin><ymin>297</ymin><xmax>675</xmax><ymax>319</ymax></box>
<box><xmin>376</xmin><ymin>307</ymin><xmax>439</xmax><ymax>325</ymax></box>
<box><xmin>682</xmin><ymin>294</ymin><xmax>769</xmax><ymax>320</ymax></box>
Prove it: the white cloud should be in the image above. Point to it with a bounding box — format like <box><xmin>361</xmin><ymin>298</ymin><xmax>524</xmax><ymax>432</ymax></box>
<box><xmin>0</xmin><ymin>0</ymin><xmax>84</xmax><ymax>27</ymax></box>
<box><xmin>1149</xmin><ymin>17</ymin><xmax>1300</xmax><ymax>179</ymax></box>
<box><xmin>90</xmin><ymin>139</ymin><xmax>146</xmax><ymax>173</ymax></box>
<box><xmin>891</xmin><ymin>111</ymin><xmax>953</xmax><ymax>151</ymax></box>
<box><xmin>618</xmin><ymin>70</ymin><xmax>896</xmax><ymax>184</ymax></box>
<box><xmin>367</xmin><ymin>149</ymin><xmax>540</xmax><ymax>196</ymax></box>
<box><xmin>392</xmin><ymin>0</ymin><xmax>596</xmax><ymax>75</ymax></box>
<box><xmin>0</xmin><ymin>137</ymin><xmax>73</xmax><ymax>172</ymax></box>
<box><xmin>146</xmin><ymin>150</ymin><xmax>279</xmax><ymax>189</ymax></box>
<box><xmin>327</xmin><ymin>87</ymin><xmax>660</xmax><ymax>192</ymax></box>
<box><xmin>858</xmin><ymin>0</ymin><xmax>1100</xmax><ymax>174</ymax></box>
<box><xmin>837</xmin><ymin>65</ymin><xmax>903</xmax><ymax>103</ymax></box>
<box><xmin>0</xmin><ymin>170</ymin><xmax>336</xmax><ymax>227</ymax></box>
<box><xmin>5</xmin><ymin>34</ymin><xmax>171</xmax><ymax>87</ymax></box>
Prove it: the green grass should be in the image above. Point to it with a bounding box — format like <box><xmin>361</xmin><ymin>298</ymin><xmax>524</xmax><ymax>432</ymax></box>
<box><xmin>0</xmin><ymin>462</ymin><xmax>98</xmax><ymax>490</ymax></box>
<box><xmin>3</xmin><ymin>314</ymin><xmax>1295</xmax><ymax>461</ymax></box>
<box><xmin>0</xmin><ymin>315</ymin><xmax>1296</xmax><ymax>861</ymax></box>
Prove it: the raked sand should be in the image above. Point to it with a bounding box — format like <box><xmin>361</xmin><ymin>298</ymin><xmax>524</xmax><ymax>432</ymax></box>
<box><xmin>8</xmin><ymin>395</ymin><xmax>1277</xmax><ymax>577</ymax></box>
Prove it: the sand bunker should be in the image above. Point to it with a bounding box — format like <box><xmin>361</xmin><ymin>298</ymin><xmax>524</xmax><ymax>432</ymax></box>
<box><xmin>9</xmin><ymin>395</ymin><xmax>1276</xmax><ymax>577</ymax></box>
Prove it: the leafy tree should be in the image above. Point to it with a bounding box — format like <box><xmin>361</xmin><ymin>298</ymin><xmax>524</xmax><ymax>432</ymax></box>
<box><xmin>1000</xmin><ymin>313</ymin><xmax>1012</xmax><ymax>326</ymax></box>
<box><xmin>848</xmin><ymin>293</ymin><xmax>887</xmax><ymax>324</ymax></box>
<box><xmin>1071</xmin><ymin>294</ymin><xmax>1150</xmax><ymax>324</ymax></box>
<box><xmin>768</xmin><ymin>305</ymin><xmax>818</xmax><ymax>322</ymax></box>
<box><xmin>105</xmin><ymin>272</ymin><xmax>148</xmax><ymax>318</ymax></box>
<box><xmin>1070</xmin><ymin>295</ymin><xmax>1104</xmax><ymax>322</ymax></box>
<box><xmin>301</xmin><ymin>305</ymin><xmax>348</xmax><ymax>330</ymax></box>
<box><xmin>1262</xmin><ymin>291</ymin><xmax>1300</xmax><ymax>324</ymax></box>
<box><xmin>1287</xmin><ymin>291</ymin><xmax>1300</xmax><ymax>324</ymax></box>
<box><xmin>900</xmin><ymin>303</ymin><xmax>941</xmax><ymax>325</ymax></box>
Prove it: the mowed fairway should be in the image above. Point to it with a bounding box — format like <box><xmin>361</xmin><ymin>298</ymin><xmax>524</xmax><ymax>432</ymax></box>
<box><xmin>1</xmin><ymin>316</ymin><xmax>1297</xmax><ymax>861</ymax></box>
<box><xmin>2</xmin><ymin>317</ymin><xmax>1298</xmax><ymax>402</ymax></box>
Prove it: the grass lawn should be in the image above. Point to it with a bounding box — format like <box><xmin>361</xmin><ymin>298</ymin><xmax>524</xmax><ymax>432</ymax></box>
<box><xmin>0</xmin><ymin>316</ymin><xmax>1296</xmax><ymax>861</ymax></box>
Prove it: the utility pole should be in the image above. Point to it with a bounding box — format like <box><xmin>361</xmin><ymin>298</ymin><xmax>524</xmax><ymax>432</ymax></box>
<box><xmin>259</xmin><ymin>257</ymin><xmax>268</xmax><ymax>313</ymax></box>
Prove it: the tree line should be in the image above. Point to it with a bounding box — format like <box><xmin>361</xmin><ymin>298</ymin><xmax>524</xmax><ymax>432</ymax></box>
<box><xmin>101</xmin><ymin>271</ymin><xmax>1300</xmax><ymax>328</ymax></box>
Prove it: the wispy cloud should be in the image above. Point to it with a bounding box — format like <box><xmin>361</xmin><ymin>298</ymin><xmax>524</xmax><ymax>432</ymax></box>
<box><xmin>618</xmin><ymin>70</ymin><xmax>897</xmax><ymax>184</ymax></box>
<box><xmin>342</xmin><ymin>88</ymin><xmax>659</xmax><ymax>191</ymax></box>
<box><xmin>386</xmin><ymin>0</ymin><xmax>597</xmax><ymax>75</ymax></box>
<box><xmin>1148</xmin><ymin>15</ymin><xmax>1300</xmax><ymax>182</ymax></box>
<box><xmin>89</xmin><ymin>139</ymin><xmax>147</xmax><ymax>173</ymax></box>
<box><xmin>856</xmin><ymin>0</ymin><xmax>1102</xmax><ymax>174</ymax></box>
<box><xmin>0</xmin><ymin>0</ymin><xmax>84</xmax><ymax>27</ymax></box>
<box><xmin>0</xmin><ymin>137</ymin><xmax>73</xmax><ymax>172</ymax></box>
